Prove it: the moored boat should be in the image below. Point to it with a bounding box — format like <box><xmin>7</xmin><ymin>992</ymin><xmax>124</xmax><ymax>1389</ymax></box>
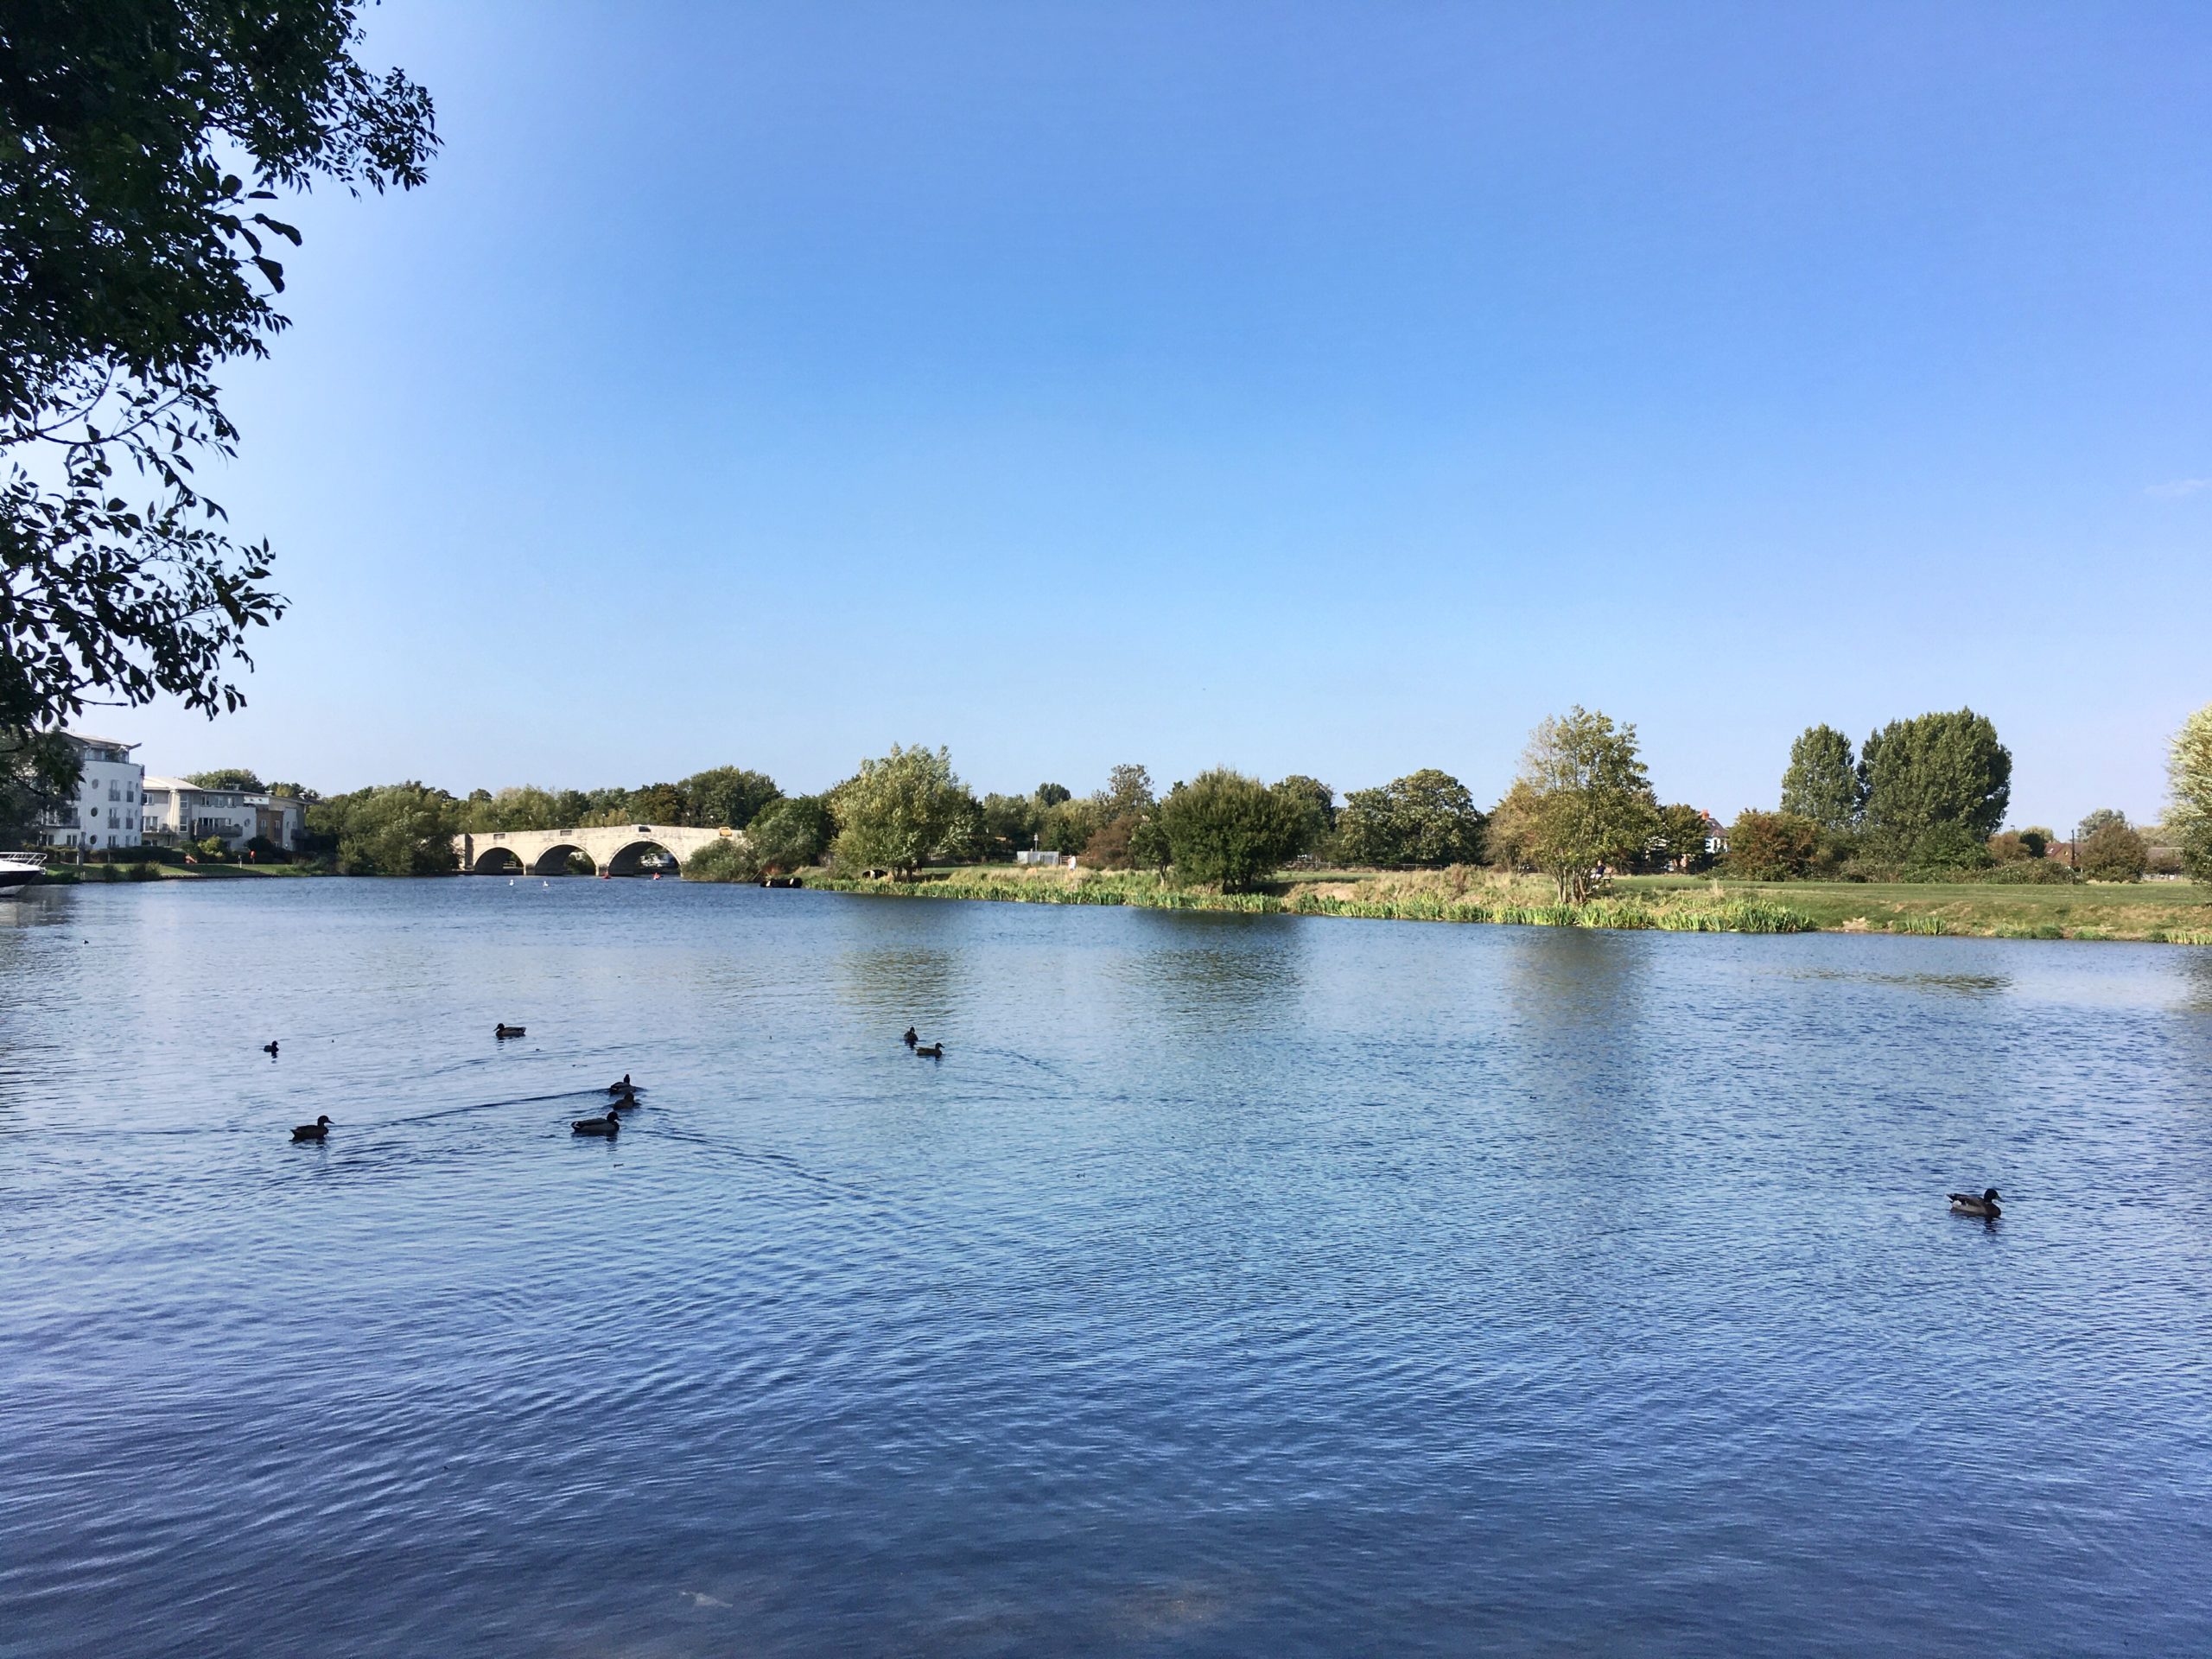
<box><xmin>0</xmin><ymin>852</ymin><xmax>46</xmax><ymax>899</ymax></box>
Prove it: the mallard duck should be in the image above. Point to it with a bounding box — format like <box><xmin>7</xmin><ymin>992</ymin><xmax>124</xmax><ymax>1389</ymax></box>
<box><xmin>572</xmin><ymin>1110</ymin><xmax>621</xmax><ymax>1136</ymax></box>
<box><xmin>915</xmin><ymin>1042</ymin><xmax>944</xmax><ymax>1059</ymax></box>
<box><xmin>495</xmin><ymin>1023</ymin><xmax>525</xmax><ymax>1039</ymax></box>
<box><xmin>607</xmin><ymin>1073</ymin><xmax>632</xmax><ymax>1096</ymax></box>
<box><xmin>263</xmin><ymin>1040</ymin><xmax>280</xmax><ymax>1057</ymax></box>
<box><xmin>1948</xmin><ymin>1187</ymin><xmax>2002</xmax><ymax>1217</ymax></box>
<box><xmin>902</xmin><ymin>1027</ymin><xmax>918</xmax><ymax>1047</ymax></box>
<box><xmin>609</xmin><ymin>1090</ymin><xmax>641</xmax><ymax>1112</ymax></box>
<box><xmin>291</xmin><ymin>1115</ymin><xmax>332</xmax><ymax>1142</ymax></box>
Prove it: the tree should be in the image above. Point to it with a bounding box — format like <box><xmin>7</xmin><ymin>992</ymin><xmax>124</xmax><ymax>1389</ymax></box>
<box><xmin>185</xmin><ymin>766</ymin><xmax>262</xmax><ymax>791</ymax></box>
<box><xmin>1038</xmin><ymin>795</ymin><xmax>1103</xmax><ymax>855</ymax></box>
<box><xmin>1</xmin><ymin>727</ymin><xmax>73</xmax><ymax>844</ymax></box>
<box><xmin>308</xmin><ymin>782</ymin><xmax>458</xmax><ymax>875</ymax></box>
<box><xmin>1725</xmin><ymin>810</ymin><xmax>1823</xmax><ymax>880</ymax></box>
<box><xmin>1273</xmin><ymin>775</ymin><xmax>1335</xmax><ymax>852</ymax></box>
<box><xmin>2169</xmin><ymin>704</ymin><xmax>2212</xmax><ymax>880</ymax></box>
<box><xmin>1858</xmin><ymin>709</ymin><xmax>2012</xmax><ymax>861</ymax></box>
<box><xmin>2</xmin><ymin>3</ymin><xmax>437</xmax><ymax>744</ymax></box>
<box><xmin>1656</xmin><ymin>803</ymin><xmax>1713</xmax><ymax>873</ymax></box>
<box><xmin>1079</xmin><ymin>762</ymin><xmax>1157</xmax><ymax>869</ymax></box>
<box><xmin>1334</xmin><ymin>770</ymin><xmax>1484</xmax><ymax>867</ymax></box>
<box><xmin>2077</xmin><ymin>807</ymin><xmax>2129</xmax><ymax>842</ymax></box>
<box><xmin>1081</xmin><ymin>814</ymin><xmax>1138</xmax><ymax>869</ymax></box>
<box><xmin>677</xmin><ymin>766</ymin><xmax>779</xmax><ymax>830</ymax></box>
<box><xmin>1097</xmin><ymin>763</ymin><xmax>1154</xmax><ymax>819</ymax></box>
<box><xmin>747</xmin><ymin>794</ymin><xmax>834</xmax><ymax>873</ymax></box>
<box><xmin>1780</xmin><ymin>725</ymin><xmax>1861</xmax><ymax>831</ymax></box>
<box><xmin>830</xmin><ymin>744</ymin><xmax>976</xmax><ymax>878</ymax></box>
<box><xmin>2078</xmin><ymin>813</ymin><xmax>2147</xmax><ymax>882</ymax></box>
<box><xmin>1034</xmin><ymin>782</ymin><xmax>1071</xmax><ymax>808</ymax></box>
<box><xmin>1516</xmin><ymin>708</ymin><xmax>1660</xmax><ymax>904</ymax></box>
<box><xmin>1129</xmin><ymin>810</ymin><xmax>1173</xmax><ymax>874</ymax></box>
<box><xmin>1484</xmin><ymin>779</ymin><xmax>1541</xmax><ymax>872</ymax></box>
<box><xmin>978</xmin><ymin>791</ymin><xmax>1041</xmax><ymax>855</ymax></box>
<box><xmin>623</xmin><ymin>782</ymin><xmax>685</xmax><ymax>823</ymax></box>
<box><xmin>1152</xmin><ymin>768</ymin><xmax>1307</xmax><ymax>892</ymax></box>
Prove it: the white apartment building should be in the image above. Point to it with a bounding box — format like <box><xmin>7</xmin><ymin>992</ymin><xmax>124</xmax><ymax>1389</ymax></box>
<box><xmin>41</xmin><ymin>734</ymin><xmax>146</xmax><ymax>851</ymax></box>
<box><xmin>141</xmin><ymin>777</ymin><xmax>306</xmax><ymax>852</ymax></box>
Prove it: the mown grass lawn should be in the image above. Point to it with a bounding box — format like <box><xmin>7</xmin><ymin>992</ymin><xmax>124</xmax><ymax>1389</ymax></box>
<box><xmin>1615</xmin><ymin>874</ymin><xmax>2212</xmax><ymax>942</ymax></box>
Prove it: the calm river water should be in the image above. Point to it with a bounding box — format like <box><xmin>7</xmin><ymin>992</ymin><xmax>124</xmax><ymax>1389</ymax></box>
<box><xmin>3</xmin><ymin>879</ymin><xmax>2210</xmax><ymax>1656</ymax></box>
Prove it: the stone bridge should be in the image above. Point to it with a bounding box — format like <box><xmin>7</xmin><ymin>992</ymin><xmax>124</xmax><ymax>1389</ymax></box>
<box><xmin>454</xmin><ymin>823</ymin><xmax>741</xmax><ymax>876</ymax></box>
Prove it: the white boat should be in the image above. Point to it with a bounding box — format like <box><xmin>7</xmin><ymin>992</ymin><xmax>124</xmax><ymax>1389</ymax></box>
<box><xmin>0</xmin><ymin>852</ymin><xmax>47</xmax><ymax>898</ymax></box>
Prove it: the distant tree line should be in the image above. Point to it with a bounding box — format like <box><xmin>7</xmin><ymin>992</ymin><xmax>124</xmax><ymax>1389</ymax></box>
<box><xmin>1729</xmin><ymin>705</ymin><xmax>2209</xmax><ymax>884</ymax></box>
<box><xmin>95</xmin><ymin>699</ymin><xmax>2209</xmax><ymax>892</ymax></box>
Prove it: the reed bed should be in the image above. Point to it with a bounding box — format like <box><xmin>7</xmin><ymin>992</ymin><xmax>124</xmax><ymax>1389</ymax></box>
<box><xmin>808</xmin><ymin>870</ymin><xmax>1816</xmax><ymax>935</ymax></box>
<box><xmin>804</xmin><ymin>867</ymin><xmax>2212</xmax><ymax>944</ymax></box>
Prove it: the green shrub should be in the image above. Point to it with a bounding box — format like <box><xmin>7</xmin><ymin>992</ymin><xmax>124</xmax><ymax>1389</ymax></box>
<box><xmin>2078</xmin><ymin>818</ymin><xmax>2148</xmax><ymax>883</ymax></box>
<box><xmin>1725</xmin><ymin>810</ymin><xmax>1824</xmax><ymax>880</ymax></box>
<box><xmin>1904</xmin><ymin>820</ymin><xmax>1995</xmax><ymax>877</ymax></box>
<box><xmin>680</xmin><ymin>837</ymin><xmax>760</xmax><ymax>883</ymax></box>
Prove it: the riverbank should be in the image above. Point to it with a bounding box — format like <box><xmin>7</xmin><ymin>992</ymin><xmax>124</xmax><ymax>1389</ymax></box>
<box><xmin>804</xmin><ymin>866</ymin><xmax>2212</xmax><ymax>944</ymax></box>
<box><xmin>30</xmin><ymin>861</ymin><xmax>316</xmax><ymax>884</ymax></box>
<box><xmin>809</xmin><ymin>868</ymin><xmax>1814</xmax><ymax>933</ymax></box>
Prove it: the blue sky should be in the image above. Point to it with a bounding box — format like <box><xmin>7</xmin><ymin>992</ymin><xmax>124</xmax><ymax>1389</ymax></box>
<box><xmin>124</xmin><ymin>1</ymin><xmax>2211</xmax><ymax>827</ymax></box>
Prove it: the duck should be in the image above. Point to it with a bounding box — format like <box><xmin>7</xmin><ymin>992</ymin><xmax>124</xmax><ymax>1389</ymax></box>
<box><xmin>607</xmin><ymin>1073</ymin><xmax>633</xmax><ymax>1096</ymax></box>
<box><xmin>494</xmin><ymin>1023</ymin><xmax>526</xmax><ymax>1039</ymax></box>
<box><xmin>291</xmin><ymin>1115</ymin><xmax>332</xmax><ymax>1142</ymax></box>
<box><xmin>902</xmin><ymin>1027</ymin><xmax>918</xmax><ymax>1048</ymax></box>
<box><xmin>1948</xmin><ymin>1186</ymin><xmax>2002</xmax><ymax>1217</ymax></box>
<box><xmin>262</xmin><ymin>1040</ymin><xmax>280</xmax><ymax>1057</ymax></box>
<box><xmin>572</xmin><ymin>1109</ymin><xmax>622</xmax><ymax>1136</ymax></box>
<box><xmin>915</xmin><ymin>1042</ymin><xmax>944</xmax><ymax>1059</ymax></box>
<box><xmin>609</xmin><ymin>1090</ymin><xmax>641</xmax><ymax>1112</ymax></box>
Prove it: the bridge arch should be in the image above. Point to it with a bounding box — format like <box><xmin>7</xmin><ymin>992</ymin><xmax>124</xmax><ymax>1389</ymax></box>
<box><xmin>471</xmin><ymin>846</ymin><xmax>524</xmax><ymax>875</ymax></box>
<box><xmin>605</xmin><ymin>838</ymin><xmax>681</xmax><ymax>877</ymax></box>
<box><xmin>531</xmin><ymin>842</ymin><xmax>594</xmax><ymax>876</ymax></box>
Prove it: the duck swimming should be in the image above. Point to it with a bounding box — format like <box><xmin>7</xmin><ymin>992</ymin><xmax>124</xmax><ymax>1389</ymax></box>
<box><xmin>1948</xmin><ymin>1187</ymin><xmax>2002</xmax><ymax>1217</ymax></box>
<box><xmin>291</xmin><ymin>1115</ymin><xmax>332</xmax><ymax>1142</ymax></box>
<box><xmin>915</xmin><ymin>1042</ymin><xmax>944</xmax><ymax>1059</ymax></box>
<box><xmin>494</xmin><ymin>1023</ymin><xmax>525</xmax><ymax>1039</ymax></box>
<box><xmin>902</xmin><ymin>1027</ymin><xmax>918</xmax><ymax>1047</ymax></box>
<box><xmin>609</xmin><ymin>1090</ymin><xmax>641</xmax><ymax>1112</ymax></box>
<box><xmin>572</xmin><ymin>1109</ymin><xmax>622</xmax><ymax>1136</ymax></box>
<box><xmin>607</xmin><ymin>1073</ymin><xmax>632</xmax><ymax>1096</ymax></box>
<box><xmin>263</xmin><ymin>1040</ymin><xmax>280</xmax><ymax>1057</ymax></box>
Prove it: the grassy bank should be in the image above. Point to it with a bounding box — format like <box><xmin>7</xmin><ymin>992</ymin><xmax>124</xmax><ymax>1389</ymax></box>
<box><xmin>803</xmin><ymin>865</ymin><xmax>2212</xmax><ymax>944</ymax></box>
<box><xmin>808</xmin><ymin>868</ymin><xmax>1815</xmax><ymax>934</ymax></box>
<box><xmin>1616</xmin><ymin>874</ymin><xmax>2212</xmax><ymax>944</ymax></box>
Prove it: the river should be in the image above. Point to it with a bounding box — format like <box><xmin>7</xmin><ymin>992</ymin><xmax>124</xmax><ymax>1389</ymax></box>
<box><xmin>4</xmin><ymin>878</ymin><xmax>2209</xmax><ymax>1656</ymax></box>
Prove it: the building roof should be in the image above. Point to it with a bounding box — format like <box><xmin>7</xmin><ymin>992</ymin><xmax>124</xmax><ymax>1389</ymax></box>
<box><xmin>143</xmin><ymin>776</ymin><xmax>302</xmax><ymax>808</ymax></box>
<box><xmin>65</xmin><ymin>732</ymin><xmax>139</xmax><ymax>753</ymax></box>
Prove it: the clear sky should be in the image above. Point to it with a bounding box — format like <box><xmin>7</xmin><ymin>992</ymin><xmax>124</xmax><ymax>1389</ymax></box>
<box><xmin>119</xmin><ymin>1</ymin><xmax>2211</xmax><ymax>828</ymax></box>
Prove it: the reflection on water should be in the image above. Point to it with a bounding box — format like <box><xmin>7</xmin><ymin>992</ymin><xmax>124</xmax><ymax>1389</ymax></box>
<box><xmin>1794</xmin><ymin>966</ymin><xmax>2017</xmax><ymax>997</ymax></box>
<box><xmin>3</xmin><ymin>880</ymin><xmax>2211</xmax><ymax>1658</ymax></box>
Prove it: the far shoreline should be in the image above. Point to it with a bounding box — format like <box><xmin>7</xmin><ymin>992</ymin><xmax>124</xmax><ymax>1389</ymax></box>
<box><xmin>797</xmin><ymin>866</ymin><xmax>2212</xmax><ymax>947</ymax></box>
<box><xmin>29</xmin><ymin>861</ymin><xmax>2211</xmax><ymax>945</ymax></box>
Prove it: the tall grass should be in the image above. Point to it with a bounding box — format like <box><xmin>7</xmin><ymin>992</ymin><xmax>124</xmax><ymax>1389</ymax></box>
<box><xmin>809</xmin><ymin>869</ymin><xmax>1816</xmax><ymax>935</ymax></box>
